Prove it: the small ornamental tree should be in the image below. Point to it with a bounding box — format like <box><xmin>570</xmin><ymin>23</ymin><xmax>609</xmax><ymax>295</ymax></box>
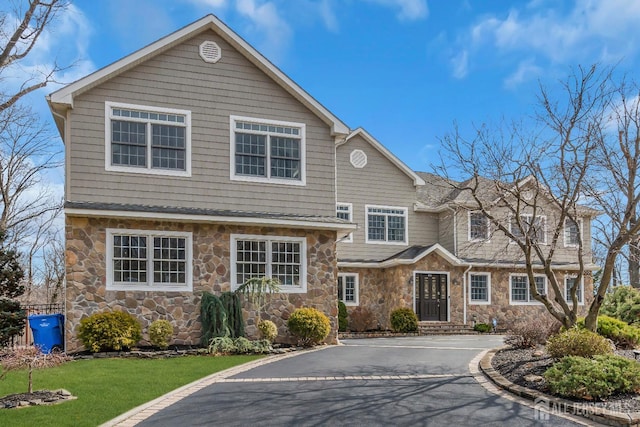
<box><xmin>0</xmin><ymin>346</ymin><xmax>70</xmax><ymax>393</ymax></box>
<box><xmin>235</xmin><ymin>277</ymin><xmax>281</xmax><ymax>325</ymax></box>
<box><xmin>0</xmin><ymin>234</ymin><xmax>26</xmax><ymax>348</ymax></box>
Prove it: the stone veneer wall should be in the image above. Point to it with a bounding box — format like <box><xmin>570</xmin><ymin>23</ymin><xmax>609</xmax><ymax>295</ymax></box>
<box><xmin>65</xmin><ymin>216</ymin><xmax>338</xmax><ymax>352</ymax></box>
<box><xmin>342</xmin><ymin>252</ymin><xmax>593</xmax><ymax>330</ymax></box>
<box><xmin>466</xmin><ymin>268</ymin><xmax>592</xmax><ymax>327</ymax></box>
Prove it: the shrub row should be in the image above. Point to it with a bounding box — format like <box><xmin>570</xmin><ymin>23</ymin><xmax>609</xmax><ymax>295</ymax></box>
<box><xmin>207</xmin><ymin>336</ymin><xmax>271</xmax><ymax>354</ymax></box>
<box><xmin>78</xmin><ymin>306</ymin><xmax>333</xmax><ymax>352</ymax></box>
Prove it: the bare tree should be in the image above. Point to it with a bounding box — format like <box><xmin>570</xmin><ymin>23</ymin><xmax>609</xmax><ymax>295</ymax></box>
<box><xmin>0</xmin><ymin>0</ymin><xmax>68</xmax><ymax>113</ymax></box>
<box><xmin>438</xmin><ymin>65</ymin><xmax>640</xmax><ymax>331</ymax></box>
<box><xmin>40</xmin><ymin>231</ymin><xmax>64</xmax><ymax>304</ymax></box>
<box><xmin>19</xmin><ymin>204</ymin><xmax>61</xmax><ymax>302</ymax></box>
<box><xmin>0</xmin><ymin>103</ymin><xmax>62</xmax><ymax>244</ymax></box>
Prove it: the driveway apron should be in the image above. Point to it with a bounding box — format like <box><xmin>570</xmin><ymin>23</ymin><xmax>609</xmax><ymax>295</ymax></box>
<box><xmin>134</xmin><ymin>336</ymin><xmax>587</xmax><ymax>426</ymax></box>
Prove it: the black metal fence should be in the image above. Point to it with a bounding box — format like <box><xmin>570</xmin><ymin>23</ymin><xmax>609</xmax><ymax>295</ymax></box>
<box><xmin>10</xmin><ymin>303</ymin><xmax>64</xmax><ymax>348</ymax></box>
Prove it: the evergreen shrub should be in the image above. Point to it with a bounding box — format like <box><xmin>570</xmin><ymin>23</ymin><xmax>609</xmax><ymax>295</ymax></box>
<box><xmin>389</xmin><ymin>308</ymin><xmax>418</xmax><ymax>333</ymax></box>
<box><xmin>545</xmin><ymin>355</ymin><xmax>640</xmax><ymax>400</ymax></box>
<box><xmin>546</xmin><ymin>328</ymin><xmax>612</xmax><ymax>359</ymax></box>
<box><xmin>287</xmin><ymin>307</ymin><xmax>331</xmax><ymax>346</ymax></box>
<box><xmin>78</xmin><ymin>311</ymin><xmax>142</xmax><ymax>352</ymax></box>
<box><xmin>148</xmin><ymin>319</ymin><xmax>173</xmax><ymax>349</ymax></box>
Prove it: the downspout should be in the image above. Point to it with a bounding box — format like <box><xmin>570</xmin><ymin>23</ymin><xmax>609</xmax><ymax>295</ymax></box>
<box><xmin>462</xmin><ymin>264</ymin><xmax>472</xmax><ymax>325</ymax></box>
<box><xmin>50</xmin><ymin>107</ymin><xmax>68</xmax><ymax>351</ymax></box>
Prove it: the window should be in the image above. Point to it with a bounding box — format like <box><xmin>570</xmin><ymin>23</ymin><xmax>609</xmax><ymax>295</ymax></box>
<box><xmin>510</xmin><ymin>214</ymin><xmax>547</xmax><ymax>244</ymax></box>
<box><xmin>469</xmin><ymin>211</ymin><xmax>489</xmax><ymax>241</ymax></box>
<box><xmin>230</xmin><ymin>116</ymin><xmax>306</xmax><ymax>186</ymax></box>
<box><xmin>510</xmin><ymin>274</ymin><xmax>546</xmax><ymax>304</ymax></box>
<box><xmin>564</xmin><ymin>276</ymin><xmax>584</xmax><ymax>305</ymax></box>
<box><xmin>469</xmin><ymin>273</ymin><xmax>491</xmax><ymax>304</ymax></box>
<box><xmin>231</xmin><ymin>234</ymin><xmax>307</xmax><ymax>293</ymax></box>
<box><xmin>338</xmin><ymin>273</ymin><xmax>359</xmax><ymax>306</ymax></box>
<box><xmin>365</xmin><ymin>205</ymin><xmax>408</xmax><ymax>244</ymax></box>
<box><xmin>105</xmin><ymin>102</ymin><xmax>191</xmax><ymax>176</ymax></box>
<box><xmin>336</xmin><ymin>203</ymin><xmax>353</xmax><ymax>243</ymax></box>
<box><xmin>106</xmin><ymin>229</ymin><xmax>192</xmax><ymax>291</ymax></box>
<box><xmin>564</xmin><ymin>218</ymin><xmax>581</xmax><ymax>247</ymax></box>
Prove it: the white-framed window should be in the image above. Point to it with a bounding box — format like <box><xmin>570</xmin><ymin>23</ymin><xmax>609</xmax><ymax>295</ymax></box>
<box><xmin>564</xmin><ymin>275</ymin><xmax>584</xmax><ymax>305</ymax></box>
<box><xmin>229</xmin><ymin>116</ymin><xmax>306</xmax><ymax>186</ymax></box>
<box><xmin>469</xmin><ymin>272</ymin><xmax>491</xmax><ymax>304</ymax></box>
<box><xmin>509</xmin><ymin>274</ymin><xmax>546</xmax><ymax>304</ymax></box>
<box><xmin>106</xmin><ymin>229</ymin><xmax>192</xmax><ymax>291</ymax></box>
<box><xmin>338</xmin><ymin>273</ymin><xmax>359</xmax><ymax>306</ymax></box>
<box><xmin>336</xmin><ymin>203</ymin><xmax>353</xmax><ymax>243</ymax></box>
<box><xmin>105</xmin><ymin>102</ymin><xmax>191</xmax><ymax>176</ymax></box>
<box><xmin>564</xmin><ymin>218</ymin><xmax>582</xmax><ymax>247</ymax></box>
<box><xmin>510</xmin><ymin>214</ymin><xmax>547</xmax><ymax>244</ymax></box>
<box><xmin>365</xmin><ymin>205</ymin><xmax>408</xmax><ymax>245</ymax></box>
<box><xmin>230</xmin><ymin>234</ymin><xmax>307</xmax><ymax>293</ymax></box>
<box><xmin>468</xmin><ymin>211</ymin><xmax>489</xmax><ymax>241</ymax></box>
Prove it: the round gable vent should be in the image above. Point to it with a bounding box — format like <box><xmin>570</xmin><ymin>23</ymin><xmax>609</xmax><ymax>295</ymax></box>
<box><xmin>199</xmin><ymin>41</ymin><xmax>222</xmax><ymax>63</ymax></box>
<box><xmin>350</xmin><ymin>149</ymin><xmax>367</xmax><ymax>168</ymax></box>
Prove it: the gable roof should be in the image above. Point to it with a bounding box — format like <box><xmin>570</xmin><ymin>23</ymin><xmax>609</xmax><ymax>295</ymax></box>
<box><xmin>340</xmin><ymin>128</ymin><xmax>425</xmax><ymax>186</ymax></box>
<box><xmin>47</xmin><ymin>14</ymin><xmax>349</xmax><ymax>137</ymax></box>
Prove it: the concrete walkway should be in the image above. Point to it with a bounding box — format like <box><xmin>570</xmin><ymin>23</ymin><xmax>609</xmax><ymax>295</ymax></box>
<box><xmin>106</xmin><ymin>336</ymin><xmax>592</xmax><ymax>426</ymax></box>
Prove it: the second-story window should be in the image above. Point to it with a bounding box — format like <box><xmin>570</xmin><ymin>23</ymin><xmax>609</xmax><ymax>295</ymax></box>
<box><xmin>469</xmin><ymin>211</ymin><xmax>489</xmax><ymax>241</ymax></box>
<box><xmin>510</xmin><ymin>214</ymin><xmax>547</xmax><ymax>244</ymax></box>
<box><xmin>230</xmin><ymin>116</ymin><xmax>306</xmax><ymax>186</ymax></box>
<box><xmin>106</xmin><ymin>102</ymin><xmax>191</xmax><ymax>176</ymax></box>
<box><xmin>564</xmin><ymin>218</ymin><xmax>581</xmax><ymax>247</ymax></box>
<box><xmin>366</xmin><ymin>205</ymin><xmax>408</xmax><ymax>244</ymax></box>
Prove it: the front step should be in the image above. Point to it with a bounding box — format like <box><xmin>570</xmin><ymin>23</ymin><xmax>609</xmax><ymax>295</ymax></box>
<box><xmin>418</xmin><ymin>322</ymin><xmax>477</xmax><ymax>335</ymax></box>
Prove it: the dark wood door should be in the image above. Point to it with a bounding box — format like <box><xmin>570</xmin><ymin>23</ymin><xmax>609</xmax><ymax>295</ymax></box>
<box><xmin>416</xmin><ymin>273</ymin><xmax>448</xmax><ymax>321</ymax></box>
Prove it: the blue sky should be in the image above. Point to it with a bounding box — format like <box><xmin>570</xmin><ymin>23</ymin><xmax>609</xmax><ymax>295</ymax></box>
<box><xmin>15</xmin><ymin>0</ymin><xmax>640</xmax><ymax>173</ymax></box>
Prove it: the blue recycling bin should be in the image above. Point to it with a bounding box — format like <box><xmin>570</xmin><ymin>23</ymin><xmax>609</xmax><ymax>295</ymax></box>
<box><xmin>28</xmin><ymin>313</ymin><xmax>64</xmax><ymax>354</ymax></box>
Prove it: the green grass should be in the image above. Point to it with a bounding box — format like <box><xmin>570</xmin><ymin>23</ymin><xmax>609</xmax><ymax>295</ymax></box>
<box><xmin>0</xmin><ymin>354</ymin><xmax>262</xmax><ymax>427</ymax></box>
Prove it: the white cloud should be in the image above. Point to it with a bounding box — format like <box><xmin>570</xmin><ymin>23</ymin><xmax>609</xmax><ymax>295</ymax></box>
<box><xmin>235</xmin><ymin>0</ymin><xmax>292</xmax><ymax>61</ymax></box>
<box><xmin>318</xmin><ymin>0</ymin><xmax>339</xmax><ymax>32</ymax></box>
<box><xmin>451</xmin><ymin>49</ymin><xmax>468</xmax><ymax>79</ymax></box>
<box><xmin>452</xmin><ymin>0</ymin><xmax>640</xmax><ymax>85</ymax></box>
<box><xmin>363</xmin><ymin>0</ymin><xmax>428</xmax><ymax>22</ymax></box>
<box><xmin>190</xmin><ymin>0</ymin><xmax>229</xmax><ymax>7</ymax></box>
<box><xmin>504</xmin><ymin>60</ymin><xmax>543</xmax><ymax>89</ymax></box>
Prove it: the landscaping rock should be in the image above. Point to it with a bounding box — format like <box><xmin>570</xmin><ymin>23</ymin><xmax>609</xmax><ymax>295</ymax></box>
<box><xmin>523</xmin><ymin>374</ymin><xmax>543</xmax><ymax>382</ymax></box>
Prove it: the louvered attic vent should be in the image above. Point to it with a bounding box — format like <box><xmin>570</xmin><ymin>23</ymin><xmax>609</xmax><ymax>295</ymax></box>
<box><xmin>350</xmin><ymin>149</ymin><xmax>368</xmax><ymax>168</ymax></box>
<box><xmin>199</xmin><ymin>41</ymin><xmax>222</xmax><ymax>63</ymax></box>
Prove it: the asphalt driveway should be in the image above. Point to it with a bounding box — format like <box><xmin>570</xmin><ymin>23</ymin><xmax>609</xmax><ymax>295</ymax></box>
<box><xmin>129</xmin><ymin>336</ymin><xmax>588</xmax><ymax>426</ymax></box>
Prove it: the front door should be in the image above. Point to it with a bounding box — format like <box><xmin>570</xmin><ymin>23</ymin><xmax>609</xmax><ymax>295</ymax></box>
<box><xmin>416</xmin><ymin>273</ymin><xmax>448</xmax><ymax>321</ymax></box>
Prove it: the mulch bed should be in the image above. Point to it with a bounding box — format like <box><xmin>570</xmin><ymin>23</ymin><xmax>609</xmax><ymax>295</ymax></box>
<box><xmin>0</xmin><ymin>389</ymin><xmax>75</xmax><ymax>409</ymax></box>
<box><xmin>492</xmin><ymin>347</ymin><xmax>640</xmax><ymax>412</ymax></box>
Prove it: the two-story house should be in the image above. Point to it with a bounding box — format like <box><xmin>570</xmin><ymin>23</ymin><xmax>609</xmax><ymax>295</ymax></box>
<box><xmin>336</xmin><ymin>130</ymin><xmax>598</xmax><ymax>329</ymax></box>
<box><xmin>48</xmin><ymin>14</ymin><xmax>596</xmax><ymax>350</ymax></box>
<box><xmin>48</xmin><ymin>15</ymin><xmax>355</xmax><ymax>350</ymax></box>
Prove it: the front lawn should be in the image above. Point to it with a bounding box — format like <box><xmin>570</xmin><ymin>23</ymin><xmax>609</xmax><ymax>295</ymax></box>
<box><xmin>0</xmin><ymin>354</ymin><xmax>262</xmax><ymax>426</ymax></box>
